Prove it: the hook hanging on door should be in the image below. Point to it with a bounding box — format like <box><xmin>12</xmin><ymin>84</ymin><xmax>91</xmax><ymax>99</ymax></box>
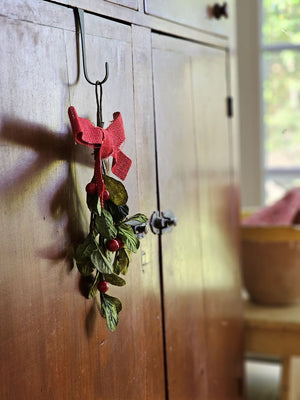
<box><xmin>75</xmin><ymin>8</ymin><xmax>109</xmax><ymax>86</ymax></box>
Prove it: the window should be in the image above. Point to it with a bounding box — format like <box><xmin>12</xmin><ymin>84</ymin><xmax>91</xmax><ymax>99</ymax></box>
<box><xmin>262</xmin><ymin>1</ymin><xmax>300</xmax><ymax>203</ymax></box>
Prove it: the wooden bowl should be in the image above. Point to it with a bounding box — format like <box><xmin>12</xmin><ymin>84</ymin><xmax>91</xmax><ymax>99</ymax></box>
<box><xmin>241</xmin><ymin>226</ymin><xmax>300</xmax><ymax>305</ymax></box>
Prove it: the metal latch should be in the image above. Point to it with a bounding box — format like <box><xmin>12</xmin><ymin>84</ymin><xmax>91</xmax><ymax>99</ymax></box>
<box><xmin>150</xmin><ymin>210</ymin><xmax>177</xmax><ymax>235</ymax></box>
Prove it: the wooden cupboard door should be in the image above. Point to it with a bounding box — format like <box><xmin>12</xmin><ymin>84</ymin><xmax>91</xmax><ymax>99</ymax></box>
<box><xmin>192</xmin><ymin>46</ymin><xmax>244</xmax><ymax>400</ymax></box>
<box><xmin>152</xmin><ymin>34</ymin><xmax>243</xmax><ymax>400</ymax></box>
<box><xmin>145</xmin><ymin>0</ymin><xmax>232</xmax><ymax>36</ymax></box>
<box><xmin>0</xmin><ymin>2</ymin><xmax>165</xmax><ymax>399</ymax></box>
<box><xmin>65</xmin><ymin>12</ymin><xmax>166</xmax><ymax>400</ymax></box>
<box><xmin>152</xmin><ymin>35</ymin><xmax>209</xmax><ymax>400</ymax></box>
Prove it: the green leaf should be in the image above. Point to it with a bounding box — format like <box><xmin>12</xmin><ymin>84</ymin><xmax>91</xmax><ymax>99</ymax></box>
<box><xmin>125</xmin><ymin>213</ymin><xmax>148</xmax><ymax>226</ymax></box>
<box><xmin>114</xmin><ymin>247</ymin><xmax>131</xmax><ymax>275</ymax></box>
<box><xmin>105</xmin><ymin>249</ymin><xmax>115</xmax><ymax>266</ymax></box>
<box><xmin>75</xmin><ymin>235</ymin><xmax>97</xmax><ymax>261</ymax></box>
<box><xmin>105</xmin><ymin>200</ymin><xmax>129</xmax><ymax>223</ymax></box>
<box><xmin>88</xmin><ymin>272</ymin><xmax>101</xmax><ymax>299</ymax></box>
<box><xmin>103</xmin><ymin>175</ymin><xmax>128</xmax><ymax>206</ymax></box>
<box><xmin>105</xmin><ymin>294</ymin><xmax>122</xmax><ymax>314</ymax></box>
<box><xmin>91</xmin><ymin>249</ymin><xmax>113</xmax><ymax>274</ymax></box>
<box><xmin>87</xmin><ymin>193</ymin><xmax>102</xmax><ymax>216</ymax></box>
<box><xmin>95</xmin><ymin>209</ymin><xmax>117</xmax><ymax>239</ymax></box>
<box><xmin>117</xmin><ymin>224</ymin><xmax>140</xmax><ymax>253</ymax></box>
<box><xmin>76</xmin><ymin>259</ymin><xmax>95</xmax><ymax>276</ymax></box>
<box><xmin>100</xmin><ymin>293</ymin><xmax>122</xmax><ymax>332</ymax></box>
<box><xmin>104</xmin><ymin>273</ymin><xmax>126</xmax><ymax>287</ymax></box>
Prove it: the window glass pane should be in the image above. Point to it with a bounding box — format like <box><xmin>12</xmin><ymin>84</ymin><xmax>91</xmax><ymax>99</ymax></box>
<box><xmin>263</xmin><ymin>50</ymin><xmax>300</xmax><ymax>168</ymax></box>
<box><xmin>262</xmin><ymin>0</ymin><xmax>300</xmax><ymax>45</ymax></box>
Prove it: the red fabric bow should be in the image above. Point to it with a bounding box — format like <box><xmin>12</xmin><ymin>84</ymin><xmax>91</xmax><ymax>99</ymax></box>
<box><xmin>68</xmin><ymin>106</ymin><xmax>132</xmax><ymax>205</ymax></box>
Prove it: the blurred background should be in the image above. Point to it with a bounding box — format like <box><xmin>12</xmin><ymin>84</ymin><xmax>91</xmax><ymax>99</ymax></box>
<box><xmin>237</xmin><ymin>1</ymin><xmax>300</xmax><ymax>399</ymax></box>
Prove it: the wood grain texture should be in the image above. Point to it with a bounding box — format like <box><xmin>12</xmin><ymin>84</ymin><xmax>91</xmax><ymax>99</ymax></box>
<box><xmin>152</xmin><ymin>43</ymin><xmax>208</xmax><ymax>400</ymax></box>
<box><xmin>44</xmin><ymin>0</ymin><xmax>228</xmax><ymax>49</ymax></box>
<box><xmin>192</xmin><ymin>44</ymin><xmax>243</xmax><ymax>400</ymax></box>
<box><xmin>152</xmin><ymin>34</ymin><xmax>243</xmax><ymax>400</ymax></box>
<box><xmin>0</xmin><ymin>3</ymin><xmax>165</xmax><ymax>399</ymax></box>
<box><xmin>0</xmin><ymin>5</ymin><xmax>80</xmax><ymax>399</ymax></box>
<box><xmin>0</xmin><ymin>1</ymin><xmax>242</xmax><ymax>399</ymax></box>
<box><xmin>132</xmin><ymin>25</ymin><xmax>166</xmax><ymax>399</ymax></box>
<box><xmin>65</xmin><ymin>13</ymin><xmax>166</xmax><ymax>400</ymax></box>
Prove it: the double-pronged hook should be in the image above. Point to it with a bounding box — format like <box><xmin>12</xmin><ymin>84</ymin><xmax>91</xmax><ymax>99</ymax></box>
<box><xmin>75</xmin><ymin>8</ymin><xmax>109</xmax><ymax>86</ymax></box>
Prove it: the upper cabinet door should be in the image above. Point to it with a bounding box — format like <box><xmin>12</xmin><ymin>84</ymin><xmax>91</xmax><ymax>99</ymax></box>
<box><xmin>145</xmin><ymin>0</ymin><xmax>232</xmax><ymax>36</ymax></box>
<box><xmin>152</xmin><ymin>33</ymin><xmax>243</xmax><ymax>400</ymax></box>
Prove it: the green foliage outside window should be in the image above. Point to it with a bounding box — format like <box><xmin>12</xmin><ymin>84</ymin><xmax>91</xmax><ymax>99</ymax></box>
<box><xmin>262</xmin><ymin>0</ymin><xmax>300</xmax><ymax>44</ymax></box>
<box><xmin>262</xmin><ymin>1</ymin><xmax>300</xmax><ymax>168</ymax></box>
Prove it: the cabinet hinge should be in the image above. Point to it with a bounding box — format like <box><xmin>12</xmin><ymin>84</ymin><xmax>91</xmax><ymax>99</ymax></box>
<box><xmin>226</xmin><ymin>96</ymin><xmax>233</xmax><ymax>118</ymax></box>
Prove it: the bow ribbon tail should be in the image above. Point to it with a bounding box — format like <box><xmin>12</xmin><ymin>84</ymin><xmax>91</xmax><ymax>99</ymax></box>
<box><xmin>111</xmin><ymin>150</ymin><xmax>132</xmax><ymax>181</ymax></box>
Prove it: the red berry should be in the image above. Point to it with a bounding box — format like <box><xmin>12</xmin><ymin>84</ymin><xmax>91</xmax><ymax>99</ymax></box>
<box><xmin>103</xmin><ymin>189</ymin><xmax>110</xmax><ymax>201</ymax></box>
<box><xmin>106</xmin><ymin>239</ymin><xmax>119</xmax><ymax>252</ymax></box>
<box><xmin>86</xmin><ymin>182</ymin><xmax>97</xmax><ymax>195</ymax></box>
<box><xmin>97</xmin><ymin>280</ymin><xmax>109</xmax><ymax>293</ymax></box>
<box><xmin>116</xmin><ymin>237</ymin><xmax>124</xmax><ymax>249</ymax></box>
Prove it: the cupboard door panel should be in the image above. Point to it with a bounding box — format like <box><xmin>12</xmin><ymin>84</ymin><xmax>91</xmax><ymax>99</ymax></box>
<box><xmin>152</xmin><ymin>34</ymin><xmax>243</xmax><ymax>400</ymax></box>
<box><xmin>152</xmin><ymin>37</ymin><xmax>208</xmax><ymax>400</ymax></box>
<box><xmin>0</xmin><ymin>3</ymin><xmax>165</xmax><ymax>399</ymax></box>
<box><xmin>66</xmin><ymin>13</ymin><xmax>166</xmax><ymax>399</ymax></box>
<box><xmin>0</xmin><ymin>6</ymin><xmax>81</xmax><ymax>400</ymax></box>
<box><xmin>192</xmin><ymin>46</ymin><xmax>243</xmax><ymax>400</ymax></box>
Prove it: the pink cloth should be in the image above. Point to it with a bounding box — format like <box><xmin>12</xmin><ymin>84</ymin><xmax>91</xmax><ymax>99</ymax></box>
<box><xmin>243</xmin><ymin>188</ymin><xmax>300</xmax><ymax>226</ymax></box>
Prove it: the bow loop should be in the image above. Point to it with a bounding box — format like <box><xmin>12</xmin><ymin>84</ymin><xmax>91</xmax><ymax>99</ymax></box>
<box><xmin>68</xmin><ymin>106</ymin><xmax>132</xmax><ymax>205</ymax></box>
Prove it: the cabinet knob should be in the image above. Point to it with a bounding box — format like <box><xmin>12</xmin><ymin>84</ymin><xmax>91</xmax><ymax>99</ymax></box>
<box><xmin>211</xmin><ymin>2</ymin><xmax>228</xmax><ymax>19</ymax></box>
<box><xmin>150</xmin><ymin>210</ymin><xmax>177</xmax><ymax>235</ymax></box>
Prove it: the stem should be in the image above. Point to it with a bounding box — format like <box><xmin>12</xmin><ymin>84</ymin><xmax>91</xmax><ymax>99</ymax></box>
<box><xmin>89</xmin><ymin>212</ymin><xmax>96</xmax><ymax>235</ymax></box>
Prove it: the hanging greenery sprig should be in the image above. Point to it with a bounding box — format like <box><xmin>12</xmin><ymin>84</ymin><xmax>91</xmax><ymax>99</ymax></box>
<box><xmin>68</xmin><ymin>106</ymin><xmax>148</xmax><ymax>332</ymax></box>
<box><xmin>75</xmin><ymin>174</ymin><xmax>148</xmax><ymax>332</ymax></box>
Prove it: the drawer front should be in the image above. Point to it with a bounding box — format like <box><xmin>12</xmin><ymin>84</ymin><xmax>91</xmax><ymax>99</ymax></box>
<box><xmin>145</xmin><ymin>0</ymin><xmax>231</xmax><ymax>36</ymax></box>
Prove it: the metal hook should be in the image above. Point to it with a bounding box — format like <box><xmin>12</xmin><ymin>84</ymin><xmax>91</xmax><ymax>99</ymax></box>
<box><xmin>75</xmin><ymin>8</ymin><xmax>109</xmax><ymax>86</ymax></box>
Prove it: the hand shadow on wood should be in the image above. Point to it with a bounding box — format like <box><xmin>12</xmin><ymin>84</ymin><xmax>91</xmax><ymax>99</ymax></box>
<box><xmin>0</xmin><ymin>119</ymin><xmax>92</xmax><ymax>278</ymax></box>
<box><xmin>0</xmin><ymin>118</ymin><xmax>102</xmax><ymax>336</ymax></box>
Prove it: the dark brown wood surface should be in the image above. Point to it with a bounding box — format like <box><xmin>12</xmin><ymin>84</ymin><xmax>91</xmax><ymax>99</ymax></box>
<box><xmin>152</xmin><ymin>34</ymin><xmax>243</xmax><ymax>400</ymax></box>
<box><xmin>0</xmin><ymin>1</ymin><xmax>243</xmax><ymax>400</ymax></box>
<box><xmin>152</xmin><ymin>41</ymin><xmax>208</xmax><ymax>400</ymax></box>
<box><xmin>192</xmin><ymin>45</ymin><xmax>244</xmax><ymax>400</ymax></box>
<box><xmin>0</xmin><ymin>3</ymin><xmax>165</xmax><ymax>399</ymax></box>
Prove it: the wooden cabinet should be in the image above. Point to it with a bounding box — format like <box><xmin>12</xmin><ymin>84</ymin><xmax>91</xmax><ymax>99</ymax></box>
<box><xmin>145</xmin><ymin>0</ymin><xmax>232</xmax><ymax>36</ymax></box>
<box><xmin>0</xmin><ymin>1</ymin><xmax>243</xmax><ymax>399</ymax></box>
